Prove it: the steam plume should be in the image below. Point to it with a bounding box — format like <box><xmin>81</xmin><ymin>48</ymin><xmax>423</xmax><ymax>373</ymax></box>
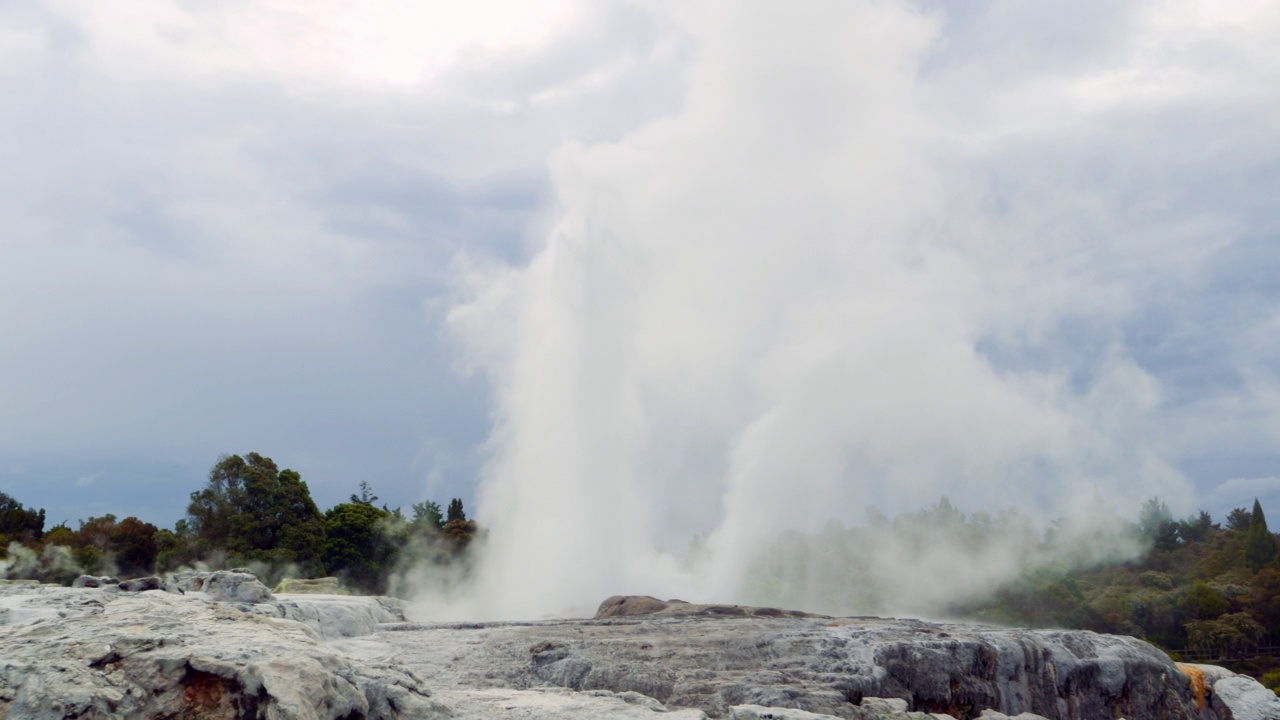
<box><xmin>434</xmin><ymin>0</ymin><xmax>1217</xmax><ymax>619</ymax></box>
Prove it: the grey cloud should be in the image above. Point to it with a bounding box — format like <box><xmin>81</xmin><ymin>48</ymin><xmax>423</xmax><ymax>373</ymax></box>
<box><xmin>0</xmin><ymin>0</ymin><xmax>677</xmax><ymax>525</ymax></box>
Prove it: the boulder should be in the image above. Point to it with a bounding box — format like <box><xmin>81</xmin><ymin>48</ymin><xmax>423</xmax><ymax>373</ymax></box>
<box><xmin>267</xmin><ymin>595</ymin><xmax>406</xmax><ymax>639</ymax></box>
<box><xmin>167</xmin><ymin>570</ymin><xmax>210</xmax><ymax>593</ymax></box>
<box><xmin>71</xmin><ymin>575</ymin><xmax>119</xmax><ymax>589</ymax></box>
<box><xmin>1185</xmin><ymin>663</ymin><xmax>1280</xmax><ymax>720</ymax></box>
<box><xmin>201</xmin><ymin>570</ymin><xmax>274</xmax><ymax>604</ymax></box>
<box><xmin>596</xmin><ymin>595</ymin><xmax>672</xmax><ymax>618</ymax></box>
<box><xmin>118</xmin><ymin>576</ymin><xmax>173</xmax><ymax>593</ymax></box>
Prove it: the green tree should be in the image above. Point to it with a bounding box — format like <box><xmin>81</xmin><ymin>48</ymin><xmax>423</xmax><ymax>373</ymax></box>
<box><xmin>446</xmin><ymin>498</ymin><xmax>466</xmax><ymax>523</ymax></box>
<box><xmin>411</xmin><ymin>500</ymin><xmax>444</xmax><ymax>531</ymax></box>
<box><xmin>68</xmin><ymin>515</ymin><xmax>159</xmax><ymax>577</ymax></box>
<box><xmin>351</xmin><ymin>481</ymin><xmax>378</xmax><ymax>505</ymax></box>
<box><xmin>1138</xmin><ymin>497</ymin><xmax>1179</xmax><ymax>551</ymax></box>
<box><xmin>186</xmin><ymin>453</ymin><xmax>327</xmax><ymax>576</ymax></box>
<box><xmin>1226</xmin><ymin>507</ymin><xmax>1252</xmax><ymax>531</ymax></box>
<box><xmin>1176</xmin><ymin>511</ymin><xmax>1215</xmax><ymax>544</ymax></box>
<box><xmin>0</xmin><ymin>491</ymin><xmax>45</xmax><ymax>546</ymax></box>
<box><xmin>1181</xmin><ymin>580</ymin><xmax>1229</xmax><ymax>620</ymax></box>
<box><xmin>1244</xmin><ymin>498</ymin><xmax>1277</xmax><ymax>570</ymax></box>
<box><xmin>1185</xmin><ymin>613</ymin><xmax>1264</xmax><ymax>657</ymax></box>
<box><xmin>110</xmin><ymin>517</ymin><xmax>159</xmax><ymax>576</ymax></box>
<box><xmin>154</xmin><ymin>519</ymin><xmax>199</xmax><ymax>573</ymax></box>
<box><xmin>322</xmin><ymin>499</ymin><xmax>401</xmax><ymax>593</ymax></box>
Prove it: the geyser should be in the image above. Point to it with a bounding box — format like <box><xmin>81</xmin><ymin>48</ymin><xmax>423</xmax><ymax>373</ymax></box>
<box><xmin>437</xmin><ymin>0</ymin><xmax>1198</xmax><ymax>620</ymax></box>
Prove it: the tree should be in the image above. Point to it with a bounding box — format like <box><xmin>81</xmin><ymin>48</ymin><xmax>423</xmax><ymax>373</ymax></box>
<box><xmin>1226</xmin><ymin>507</ymin><xmax>1252</xmax><ymax>531</ymax></box>
<box><xmin>1181</xmin><ymin>580</ymin><xmax>1229</xmax><ymax>620</ymax></box>
<box><xmin>322</xmin><ymin>500</ymin><xmax>400</xmax><ymax>593</ymax></box>
<box><xmin>186</xmin><ymin>453</ymin><xmax>327</xmax><ymax>576</ymax></box>
<box><xmin>447</xmin><ymin>498</ymin><xmax>466</xmax><ymax>523</ymax></box>
<box><xmin>67</xmin><ymin>515</ymin><xmax>159</xmax><ymax>577</ymax></box>
<box><xmin>1244</xmin><ymin>498</ymin><xmax>1277</xmax><ymax>570</ymax></box>
<box><xmin>1176</xmin><ymin>511</ymin><xmax>1215</xmax><ymax>544</ymax></box>
<box><xmin>1244</xmin><ymin>569</ymin><xmax>1280</xmax><ymax>640</ymax></box>
<box><xmin>0</xmin><ymin>491</ymin><xmax>45</xmax><ymax>546</ymax></box>
<box><xmin>1138</xmin><ymin>497</ymin><xmax>1179</xmax><ymax>552</ymax></box>
<box><xmin>1185</xmin><ymin>613</ymin><xmax>1265</xmax><ymax>657</ymax></box>
<box><xmin>111</xmin><ymin>517</ymin><xmax>159</xmax><ymax>576</ymax></box>
<box><xmin>411</xmin><ymin>500</ymin><xmax>444</xmax><ymax>531</ymax></box>
<box><xmin>351</xmin><ymin>481</ymin><xmax>378</xmax><ymax>506</ymax></box>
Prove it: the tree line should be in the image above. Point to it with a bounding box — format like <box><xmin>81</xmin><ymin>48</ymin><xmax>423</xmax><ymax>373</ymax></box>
<box><xmin>0</xmin><ymin>452</ymin><xmax>477</xmax><ymax>593</ymax></box>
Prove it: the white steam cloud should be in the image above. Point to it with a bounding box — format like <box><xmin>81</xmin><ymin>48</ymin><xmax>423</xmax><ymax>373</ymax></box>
<box><xmin>429</xmin><ymin>0</ymin><xmax>1275</xmax><ymax>620</ymax></box>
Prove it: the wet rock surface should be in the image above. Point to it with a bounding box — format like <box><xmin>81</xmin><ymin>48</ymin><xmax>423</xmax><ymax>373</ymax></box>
<box><xmin>2</xmin><ymin>586</ymin><xmax>1278</xmax><ymax>720</ymax></box>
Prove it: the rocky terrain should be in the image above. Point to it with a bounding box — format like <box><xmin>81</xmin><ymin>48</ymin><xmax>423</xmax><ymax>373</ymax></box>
<box><xmin>1</xmin><ymin>577</ymin><xmax>1278</xmax><ymax>720</ymax></box>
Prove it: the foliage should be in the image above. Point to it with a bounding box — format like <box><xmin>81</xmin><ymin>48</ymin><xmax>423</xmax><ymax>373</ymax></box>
<box><xmin>0</xmin><ymin>491</ymin><xmax>45</xmax><ymax>547</ymax></box>
<box><xmin>3</xmin><ymin>456</ymin><xmax>487</xmax><ymax>597</ymax></box>
<box><xmin>1138</xmin><ymin>497</ymin><xmax>1180</xmax><ymax>552</ymax></box>
<box><xmin>411</xmin><ymin>501</ymin><xmax>444</xmax><ymax>531</ymax></box>
<box><xmin>1227</xmin><ymin>507</ymin><xmax>1252</xmax><ymax>531</ymax></box>
<box><xmin>1261</xmin><ymin>669</ymin><xmax>1280</xmax><ymax>696</ymax></box>
<box><xmin>1186</xmin><ymin>613</ymin><xmax>1264</xmax><ymax>656</ymax></box>
<box><xmin>351</xmin><ymin>481</ymin><xmax>378</xmax><ymax>505</ymax></box>
<box><xmin>1245</xmin><ymin>499</ymin><xmax>1277</xmax><ymax>571</ymax></box>
<box><xmin>186</xmin><ymin>453</ymin><xmax>327</xmax><ymax>577</ymax></box>
<box><xmin>110</xmin><ymin>517</ymin><xmax>160</xmax><ymax>576</ymax></box>
<box><xmin>322</xmin><ymin>499</ymin><xmax>400</xmax><ymax>594</ymax></box>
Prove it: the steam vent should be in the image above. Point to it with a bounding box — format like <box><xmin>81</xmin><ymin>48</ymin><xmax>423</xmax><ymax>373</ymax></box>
<box><xmin>3</xmin><ymin>578</ymin><xmax>1280</xmax><ymax>719</ymax></box>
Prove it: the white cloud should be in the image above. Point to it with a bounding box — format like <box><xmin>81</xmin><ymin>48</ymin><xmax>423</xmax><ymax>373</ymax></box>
<box><xmin>30</xmin><ymin>0</ymin><xmax>586</xmax><ymax>86</ymax></box>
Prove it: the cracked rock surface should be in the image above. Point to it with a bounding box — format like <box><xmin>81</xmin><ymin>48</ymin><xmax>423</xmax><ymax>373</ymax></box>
<box><xmin>0</xmin><ymin>585</ymin><xmax>440</xmax><ymax>720</ymax></box>
<box><xmin>3</xmin><ymin>586</ymin><xmax>1279</xmax><ymax>720</ymax></box>
<box><xmin>364</xmin><ymin>612</ymin><xmax>1206</xmax><ymax>719</ymax></box>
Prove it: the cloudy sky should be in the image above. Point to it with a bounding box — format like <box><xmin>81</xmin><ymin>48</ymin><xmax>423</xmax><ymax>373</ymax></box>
<box><xmin>2</xmin><ymin>0</ymin><xmax>1280</xmax><ymax>555</ymax></box>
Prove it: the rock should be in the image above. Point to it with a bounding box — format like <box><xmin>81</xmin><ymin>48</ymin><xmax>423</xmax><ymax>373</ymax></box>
<box><xmin>1186</xmin><ymin>664</ymin><xmax>1280</xmax><ymax>720</ymax></box>
<box><xmin>0</xmin><ymin>585</ymin><xmax>441</xmax><ymax>719</ymax></box>
<box><xmin>381</xmin><ymin>606</ymin><xmax>1212</xmax><ymax>719</ymax></box>
<box><xmin>201</xmin><ymin>570</ymin><xmax>274</xmax><ymax>603</ymax></box>
<box><xmin>596</xmin><ymin>595</ymin><xmax>828</xmax><ymax>620</ymax></box>
<box><xmin>274</xmin><ymin>577</ymin><xmax>349</xmax><ymax>595</ymax></box>
<box><xmin>731</xmin><ymin>704</ymin><xmax>845</xmax><ymax>719</ymax></box>
<box><xmin>269</xmin><ymin>595</ymin><xmax>406</xmax><ymax>639</ymax></box>
<box><xmin>0</xmin><ymin>584</ymin><xmax>110</xmax><ymax>626</ymax></box>
<box><xmin>118</xmin><ymin>576</ymin><xmax>173</xmax><ymax>593</ymax></box>
<box><xmin>439</xmin><ymin>686</ymin><xmax>712</xmax><ymax>719</ymax></box>
<box><xmin>71</xmin><ymin>575</ymin><xmax>119</xmax><ymax>589</ymax></box>
<box><xmin>167</xmin><ymin>570</ymin><xmax>211</xmax><ymax>593</ymax></box>
<box><xmin>1</xmin><ymin>584</ymin><xmax>1262</xmax><ymax>720</ymax></box>
<box><xmin>596</xmin><ymin>595</ymin><xmax>673</xmax><ymax>617</ymax></box>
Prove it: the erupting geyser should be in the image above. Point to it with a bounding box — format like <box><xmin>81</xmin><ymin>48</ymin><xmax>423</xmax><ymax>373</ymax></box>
<box><xmin>436</xmin><ymin>0</ymin><xmax>1194</xmax><ymax>621</ymax></box>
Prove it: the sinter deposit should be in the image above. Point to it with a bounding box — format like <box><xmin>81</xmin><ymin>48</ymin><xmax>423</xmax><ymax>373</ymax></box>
<box><xmin>1</xmin><ymin>579</ymin><xmax>1278</xmax><ymax>720</ymax></box>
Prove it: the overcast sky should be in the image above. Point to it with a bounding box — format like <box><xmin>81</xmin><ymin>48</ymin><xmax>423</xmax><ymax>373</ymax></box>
<box><xmin>3</xmin><ymin>0</ymin><xmax>1280</xmax><ymax>539</ymax></box>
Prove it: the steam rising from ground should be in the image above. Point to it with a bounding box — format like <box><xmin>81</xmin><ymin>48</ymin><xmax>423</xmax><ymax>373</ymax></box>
<box><xmin>420</xmin><ymin>0</ymin><xmax>1272</xmax><ymax>619</ymax></box>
